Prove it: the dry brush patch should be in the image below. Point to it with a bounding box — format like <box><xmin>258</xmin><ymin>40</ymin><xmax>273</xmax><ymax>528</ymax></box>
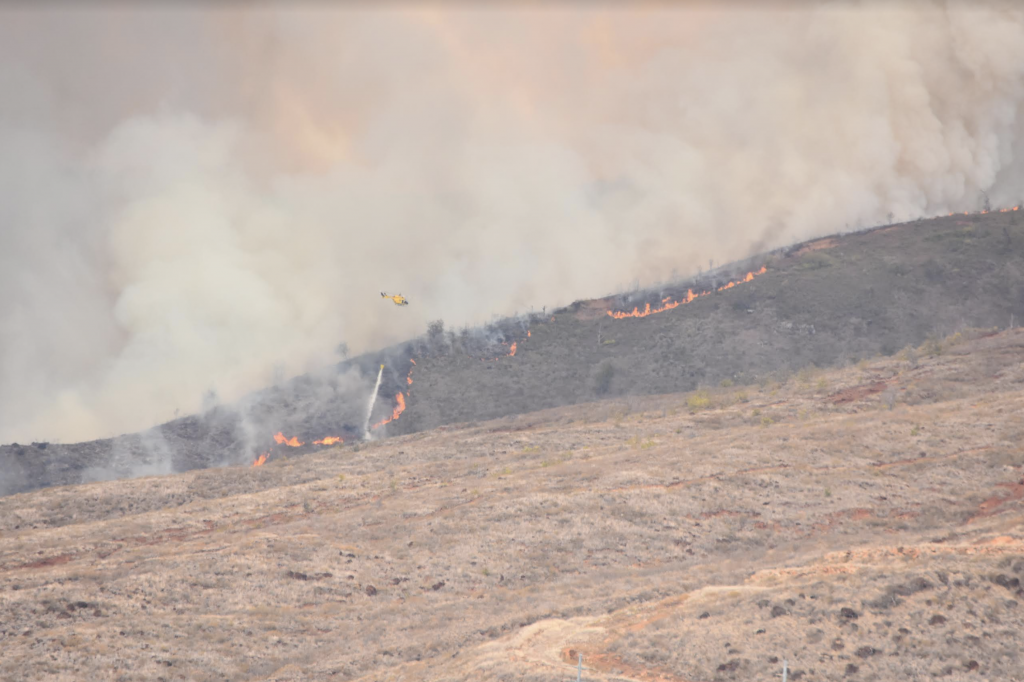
<box><xmin>0</xmin><ymin>330</ymin><xmax>1022</xmax><ymax>680</ymax></box>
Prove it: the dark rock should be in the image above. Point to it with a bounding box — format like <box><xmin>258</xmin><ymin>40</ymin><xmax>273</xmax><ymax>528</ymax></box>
<box><xmin>929</xmin><ymin>614</ymin><xmax>947</xmax><ymax>625</ymax></box>
<box><xmin>839</xmin><ymin>607</ymin><xmax>859</xmax><ymax>620</ymax></box>
<box><xmin>845</xmin><ymin>664</ymin><xmax>859</xmax><ymax>675</ymax></box>
<box><xmin>365</xmin><ymin>585</ymin><xmax>377</xmax><ymax>596</ymax></box>
<box><xmin>431</xmin><ymin>581</ymin><xmax>445</xmax><ymax>591</ymax></box>
<box><xmin>770</xmin><ymin>605</ymin><xmax>788</xmax><ymax>618</ymax></box>
<box><xmin>699</xmin><ymin>612</ymin><xmax>710</xmax><ymax>619</ymax></box>
<box><xmin>854</xmin><ymin>646</ymin><xmax>877</xmax><ymax>658</ymax></box>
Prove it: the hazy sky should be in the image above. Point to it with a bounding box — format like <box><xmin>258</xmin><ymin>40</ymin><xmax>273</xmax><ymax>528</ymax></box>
<box><xmin>2</xmin><ymin>2</ymin><xmax>1023</xmax><ymax>443</ymax></box>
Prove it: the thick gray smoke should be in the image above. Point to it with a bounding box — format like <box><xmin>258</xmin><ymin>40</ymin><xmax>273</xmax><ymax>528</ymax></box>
<box><xmin>2</xmin><ymin>3</ymin><xmax>1023</xmax><ymax>443</ymax></box>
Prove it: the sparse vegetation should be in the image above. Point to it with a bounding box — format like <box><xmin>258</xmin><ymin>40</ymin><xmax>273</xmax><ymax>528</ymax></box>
<box><xmin>3</xmin><ymin>327</ymin><xmax>1024</xmax><ymax>682</ymax></box>
<box><xmin>918</xmin><ymin>335</ymin><xmax>944</xmax><ymax>357</ymax></box>
<box><xmin>687</xmin><ymin>389</ymin><xmax>712</xmax><ymax>411</ymax></box>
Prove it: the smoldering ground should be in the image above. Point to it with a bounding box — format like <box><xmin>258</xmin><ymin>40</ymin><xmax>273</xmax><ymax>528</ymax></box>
<box><xmin>0</xmin><ymin>362</ymin><xmax>379</xmax><ymax>497</ymax></box>
<box><xmin>2</xmin><ymin>3</ymin><xmax>1024</xmax><ymax>447</ymax></box>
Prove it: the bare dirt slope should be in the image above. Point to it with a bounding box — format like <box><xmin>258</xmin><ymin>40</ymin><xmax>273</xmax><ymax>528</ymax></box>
<box><xmin>2</xmin><ymin>328</ymin><xmax>1022</xmax><ymax>681</ymax></box>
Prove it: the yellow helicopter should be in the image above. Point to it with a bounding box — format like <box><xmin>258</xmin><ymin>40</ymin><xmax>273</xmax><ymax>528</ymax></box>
<box><xmin>381</xmin><ymin>292</ymin><xmax>409</xmax><ymax>306</ymax></box>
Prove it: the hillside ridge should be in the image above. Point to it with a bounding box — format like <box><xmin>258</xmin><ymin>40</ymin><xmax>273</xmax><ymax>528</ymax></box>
<box><xmin>2</xmin><ymin>209</ymin><xmax>1023</xmax><ymax>496</ymax></box>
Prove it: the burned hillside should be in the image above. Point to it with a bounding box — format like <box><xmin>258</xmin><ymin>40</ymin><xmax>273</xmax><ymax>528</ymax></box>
<box><xmin>2</xmin><ymin>209</ymin><xmax>1023</xmax><ymax>496</ymax></box>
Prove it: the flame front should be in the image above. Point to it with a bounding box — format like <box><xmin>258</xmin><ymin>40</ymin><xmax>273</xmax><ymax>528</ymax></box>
<box><xmin>608</xmin><ymin>266</ymin><xmax>766</xmax><ymax>319</ymax></box>
<box><xmin>253</xmin><ymin>452</ymin><xmax>269</xmax><ymax>467</ymax></box>
<box><xmin>372</xmin><ymin>392</ymin><xmax>407</xmax><ymax>429</ymax></box>
<box><xmin>508</xmin><ymin>342</ymin><xmax>517</xmax><ymax>357</ymax></box>
<box><xmin>273</xmin><ymin>432</ymin><xmax>303</xmax><ymax>447</ymax></box>
<box><xmin>313</xmin><ymin>436</ymin><xmax>343</xmax><ymax>445</ymax></box>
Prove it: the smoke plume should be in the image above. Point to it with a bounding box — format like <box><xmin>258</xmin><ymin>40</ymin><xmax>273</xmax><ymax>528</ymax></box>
<box><xmin>2</xmin><ymin>3</ymin><xmax>1023</xmax><ymax>443</ymax></box>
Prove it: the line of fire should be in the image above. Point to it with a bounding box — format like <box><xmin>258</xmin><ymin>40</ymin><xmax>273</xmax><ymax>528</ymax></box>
<box><xmin>253</xmin><ymin>203</ymin><xmax>1022</xmax><ymax>467</ymax></box>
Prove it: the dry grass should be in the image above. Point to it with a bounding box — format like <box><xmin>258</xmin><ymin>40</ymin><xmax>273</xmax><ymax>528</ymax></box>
<box><xmin>1</xmin><ymin>330</ymin><xmax>1023</xmax><ymax>681</ymax></box>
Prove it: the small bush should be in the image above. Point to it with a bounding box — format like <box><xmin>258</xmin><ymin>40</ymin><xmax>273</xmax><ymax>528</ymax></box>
<box><xmin>426</xmin><ymin>320</ymin><xmax>446</xmax><ymax>352</ymax></box>
<box><xmin>897</xmin><ymin>345</ymin><xmax>919</xmax><ymax>368</ymax></box>
<box><xmin>687</xmin><ymin>389</ymin><xmax>712</xmax><ymax>411</ymax></box>
<box><xmin>918</xmin><ymin>335</ymin><xmax>944</xmax><ymax>357</ymax></box>
<box><xmin>720</xmin><ymin>378</ymin><xmax>734</xmax><ymax>388</ymax></box>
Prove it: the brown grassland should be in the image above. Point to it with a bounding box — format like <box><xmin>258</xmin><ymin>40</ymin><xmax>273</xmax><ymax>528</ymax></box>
<box><xmin>1</xmin><ymin>328</ymin><xmax>1023</xmax><ymax>681</ymax></box>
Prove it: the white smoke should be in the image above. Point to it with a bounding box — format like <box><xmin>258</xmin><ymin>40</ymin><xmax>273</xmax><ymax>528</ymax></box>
<box><xmin>2</xmin><ymin>2</ymin><xmax>1023</xmax><ymax>443</ymax></box>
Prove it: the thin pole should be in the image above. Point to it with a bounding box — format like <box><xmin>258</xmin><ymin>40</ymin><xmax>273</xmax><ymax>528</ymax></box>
<box><xmin>782</xmin><ymin>659</ymin><xmax>788</xmax><ymax>682</ymax></box>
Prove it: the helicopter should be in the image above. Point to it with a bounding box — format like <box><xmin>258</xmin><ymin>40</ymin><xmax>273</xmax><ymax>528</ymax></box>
<box><xmin>381</xmin><ymin>292</ymin><xmax>409</xmax><ymax>306</ymax></box>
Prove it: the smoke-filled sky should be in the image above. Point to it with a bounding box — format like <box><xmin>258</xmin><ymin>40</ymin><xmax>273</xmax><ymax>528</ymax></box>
<box><xmin>2</xmin><ymin>2</ymin><xmax>1023</xmax><ymax>444</ymax></box>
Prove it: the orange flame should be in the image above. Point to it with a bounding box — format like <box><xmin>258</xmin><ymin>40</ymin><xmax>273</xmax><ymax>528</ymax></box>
<box><xmin>372</xmin><ymin>392</ymin><xmax>407</xmax><ymax>429</ymax></box>
<box><xmin>313</xmin><ymin>436</ymin><xmax>343</xmax><ymax>445</ymax></box>
<box><xmin>253</xmin><ymin>452</ymin><xmax>269</xmax><ymax>467</ymax></box>
<box><xmin>410</xmin><ymin>358</ymin><xmax>416</xmax><ymax>365</ymax></box>
<box><xmin>608</xmin><ymin>266</ymin><xmax>766</xmax><ymax>319</ymax></box>
<box><xmin>273</xmin><ymin>432</ymin><xmax>303</xmax><ymax>447</ymax></box>
<box><xmin>509</xmin><ymin>342</ymin><xmax>517</xmax><ymax>357</ymax></box>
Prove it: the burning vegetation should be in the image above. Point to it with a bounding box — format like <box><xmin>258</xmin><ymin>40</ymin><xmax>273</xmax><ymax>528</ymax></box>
<box><xmin>252</xmin><ymin>202</ymin><xmax>1021</xmax><ymax>470</ymax></box>
<box><xmin>607</xmin><ymin>265</ymin><xmax>768</xmax><ymax>319</ymax></box>
<box><xmin>253</xmin><ymin>431</ymin><xmax>345</xmax><ymax>466</ymax></box>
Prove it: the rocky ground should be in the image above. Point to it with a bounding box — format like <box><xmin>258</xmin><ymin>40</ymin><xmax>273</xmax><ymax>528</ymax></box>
<box><xmin>1</xmin><ymin>328</ymin><xmax>1022</xmax><ymax>681</ymax></box>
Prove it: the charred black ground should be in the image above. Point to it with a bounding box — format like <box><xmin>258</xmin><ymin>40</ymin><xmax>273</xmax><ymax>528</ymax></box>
<box><xmin>2</xmin><ymin>210</ymin><xmax>1023</xmax><ymax>497</ymax></box>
